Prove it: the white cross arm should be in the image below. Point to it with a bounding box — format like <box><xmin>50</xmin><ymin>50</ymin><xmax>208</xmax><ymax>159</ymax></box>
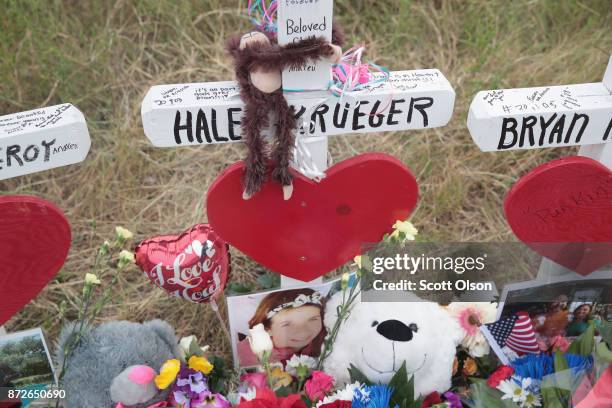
<box><xmin>467</xmin><ymin>82</ymin><xmax>612</xmax><ymax>152</ymax></box>
<box><xmin>0</xmin><ymin>104</ymin><xmax>91</xmax><ymax>180</ymax></box>
<box><xmin>141</xmin><ymin>69</ymin><xmax>455</xmax><ymax>147</ymax></box>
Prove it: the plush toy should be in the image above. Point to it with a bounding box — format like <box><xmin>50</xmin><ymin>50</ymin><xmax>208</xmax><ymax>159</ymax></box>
<box><xmin>323</xmin><ymin>291</ymin><xmax>463</xmax><ymax>398</ymax></box>
<box><xmin>226</xmin><ymin>27</ymin><xmax>344</xmax><ymax>200</ymax></box>
<box><xmin>56</xmin><ymin>320</ymin><xmax>181</xmax><ymax>408</ymax></box>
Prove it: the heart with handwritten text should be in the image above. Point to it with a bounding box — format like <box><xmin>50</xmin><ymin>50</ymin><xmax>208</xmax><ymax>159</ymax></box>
<box><xmin>207</xmin><ymin>153</ymin><xmax>419</xmax><ymax>281</ymax></box>
<box><xmin>505</xmin><ymin>156</ymin><xmax>612</xmax><ymax>276</ymax></box>
<box><xmin>0</xmin><ymin>196</ymin><xmax>71</xmax><ymax>324</ymax></box>
<box><xmin>135</xmin><ymin>224</ymin><xmax>230</xmax><ymax>303</ymax></box>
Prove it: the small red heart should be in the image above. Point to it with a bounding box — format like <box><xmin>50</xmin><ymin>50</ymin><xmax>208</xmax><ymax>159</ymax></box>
<box><xmin>0</xmin><ymin>196</ymin><xmax>71</xmax><ymax>324</ymax></box>
<box><xmin>207</xmin><ymin>153</ymin><xmax>419</xmax><ymax>281</ymax></box>
<box><xmin>135</xmin><ymin>224</ymin><xmax>230</xmax><ymax>303</ymax></box>
<box><xmin>505</xmin><ymin>156</ymin><xmax>612</xmax><ymax>276</ymax></box>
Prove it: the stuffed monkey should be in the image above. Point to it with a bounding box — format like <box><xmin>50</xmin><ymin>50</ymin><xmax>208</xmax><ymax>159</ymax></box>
<box><xmin>227</xmin><ymin>27</ymin><xmax>344</xmax><ymax>200</ymax></box>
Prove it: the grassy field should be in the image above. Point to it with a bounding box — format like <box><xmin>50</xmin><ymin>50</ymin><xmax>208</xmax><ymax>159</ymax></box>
<box><xmin>1</xmin><ymin>0</ymin><xmax>610</xmax><ymax>359</ymax></box>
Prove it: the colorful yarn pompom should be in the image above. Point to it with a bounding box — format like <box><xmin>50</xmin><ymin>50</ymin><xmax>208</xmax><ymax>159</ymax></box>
<box><xmin>248</xmin><ymin>0</ymin><xmax>278</xmax><ymax>35</ymax></box>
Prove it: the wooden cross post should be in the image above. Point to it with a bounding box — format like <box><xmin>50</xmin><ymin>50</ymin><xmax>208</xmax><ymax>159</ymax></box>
<box><xmin>467</xmin><ymin>55</ymin><xmax>612</xmax><ymax>280</ymax></box>
<box><xmin>0</xmin><ymin>103</ymin><xmax>90</xmax><ymax>334</ymax></box>
<box><xmin>141</xmin><ymin>1</ymin><xmax>456</xmax><ymax>287</ymax></box>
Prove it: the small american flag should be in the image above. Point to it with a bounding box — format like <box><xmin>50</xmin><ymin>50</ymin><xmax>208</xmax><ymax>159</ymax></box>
<box><xmin>481</xmin><ymin>312</ymin><xmax>539</xmax><ymax>364</ymax></box>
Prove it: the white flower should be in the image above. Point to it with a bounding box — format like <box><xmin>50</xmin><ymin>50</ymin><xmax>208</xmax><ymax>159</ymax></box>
<box><xmin>341</xmin><ymin>272</ymin><xmax>350</xmax><ymax>290</ymax></box>
<box><xmin>285</xmin><ymin>354</ymin><xmax>317</xmax><ymax>377</ymax></box>
<box><xmin>353</xmin><ymin>255</ymin><xmax>362</xmax><ymax>269</ymax></box>
<box><xmin>227</xmin><ymin>387</ymin><xmax>256</xmax><ymax>405</ymax></box>
<box><xmin>239</xmin><ymin>387</ymin><xmax>257</xmax><ymax>402</ymax></box>
<box><xmin>118</xmin><ymin>250</ymin><xmax>135</xmax><ymax>268</ymax></box>
<box><xmin>84</xmin><ymin>273</ymin><xmax>101</xmax><ymax>285</ymax></box>
<box><xmin>497</xmin><ymin>379</ymin><xmax>526</xmax><ymax>403</ymax></box>
<box><xmin>316</xmin><ymin>382</ymin><xmax>365</xmax><ymax>407</ymax></box>
<box><xmin>115</xmin><ymin>226</ymin><xmax>133</xmax><ymax>241</ymax></box>
<box><xmin>389</xmin><ymin>220</ymin><xmax>418</xmax><ymax>241</ymax></box>
<box><xmin>248</xmin><ymin>323</ymin><xmax>273</xmax><ymax>361</ymax></box>
<box><xmin>522</xmin><ymin>392</ymin><xmax>541</xmax><ymax>407</ymax></box>
<box><xmin>179</xmin><ymin>335</ymin><xmax>208</xmax><ymax>357</ymax></box>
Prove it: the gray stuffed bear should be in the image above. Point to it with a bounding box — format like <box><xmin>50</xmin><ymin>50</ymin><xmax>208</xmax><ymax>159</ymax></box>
<box><xmin>56</xmin><ymin>319</ymin><xmax>181</xmax><ymax>408</ymax></box>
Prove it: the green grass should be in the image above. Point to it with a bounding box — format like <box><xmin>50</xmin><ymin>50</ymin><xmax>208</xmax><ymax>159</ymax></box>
<box><xmin>0</xmin><ymin>0</ymin><xmax>610</xmax><ymax>359</ymax></box>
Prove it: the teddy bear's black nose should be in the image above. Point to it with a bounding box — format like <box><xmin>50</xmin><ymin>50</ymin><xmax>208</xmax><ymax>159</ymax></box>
<box><xmin>376</xmin><ymin>319</ymin><xmax>416</xmax><ymax>342</ymax></box>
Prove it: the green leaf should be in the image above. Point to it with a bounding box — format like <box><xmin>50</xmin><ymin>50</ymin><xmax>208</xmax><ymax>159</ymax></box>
<box><xmin>541</xmin><ymin>385</ymin><xmax>566</xmax><ymax>408</ymax></box>
<box><xmin>552</xmin><ymin>351</ymin><xmax>570</xmax><ymax>399</ymax></box>
<box><xmin>567</xmin><ymin>322</ymin><xmax>595</xmax><ymax>356</ymax></box>
<box><xmin>599</xmin><ymin>320</ymin><xmax>612</xmax><ymax>347</ymax></box>
<box><xmin>469</xmin><ymin>379</ymin><xmax>519</xmax><ymax>408</ymax></box>
<box><xmin>388</xmin><ymin>361</ymin><xmax>412</xmax><ymax>407</ymax></box>
<box><xmin>348</xmin><ymin>364</ymin><xmax>372</xmax><ymax>385</ymax></box>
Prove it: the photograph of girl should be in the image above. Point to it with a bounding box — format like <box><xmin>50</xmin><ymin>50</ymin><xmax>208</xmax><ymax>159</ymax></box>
<box><xmin>228</xmin><ymin>282</ymin><xmax>338</xmax><ymax>368</ymax></box>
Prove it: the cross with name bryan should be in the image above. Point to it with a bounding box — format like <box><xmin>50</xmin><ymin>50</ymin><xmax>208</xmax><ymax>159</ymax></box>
<box><xmin>141</xmin><ymin>0</ymin><xmax>456</xmax><ymax>287</ymax></box>
<box><xmin>467</xmin><ymin>55</ymin><xmax>612</xmax><ymax>280</ymax></box>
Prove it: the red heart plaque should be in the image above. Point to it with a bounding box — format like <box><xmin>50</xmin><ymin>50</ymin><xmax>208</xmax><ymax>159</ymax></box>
<box><xmin>135</xmin><ymin>224</ymin><xmax>230</xmax><ymax>303</ymax></box>
<box><xmin>0</xmin><ymin>196</ymin><xmax>71</xmax><ymax>325</ymax></box>
<box><xmin>505</xmin><ymin>156</ymin><xmax>612</xmax><ymax>276</ymax></box>
<box><xmin>207</xmin><ymin>153</ymin><xmax>419</xmax><ymax>281</ymax></box>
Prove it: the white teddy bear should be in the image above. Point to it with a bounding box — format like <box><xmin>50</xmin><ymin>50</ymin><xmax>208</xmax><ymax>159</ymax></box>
<box><xmin>323</xmin><ymin>291</ymin><xmax>463</xmax><ymax>398</ymax></box>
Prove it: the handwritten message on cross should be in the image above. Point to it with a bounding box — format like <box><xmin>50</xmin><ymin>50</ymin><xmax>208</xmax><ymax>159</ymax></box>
<box><xmin>0</xmin><ymin>104</ymin><xmax>91</xmax><ymax>181</ymax></box>
<box><xmin>468</xmin><ymin>55</ymin><xmax>612</xmax><ymax>279</ymax></box>
<box><xmin>141</xmin><ymin>1</ymin><xmax>455</xmax><ymax>286</ymax></box>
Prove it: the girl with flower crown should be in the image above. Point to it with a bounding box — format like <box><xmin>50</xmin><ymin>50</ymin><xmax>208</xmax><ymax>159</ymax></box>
<box><xmin>237</xmin><ymin>288</ymin><xmax>327</xmax><ymax>367</ymax></box>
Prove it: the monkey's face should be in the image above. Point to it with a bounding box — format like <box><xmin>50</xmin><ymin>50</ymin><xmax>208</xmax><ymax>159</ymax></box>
<box><xmin>239</xmin><ymin>31</ymin><xmax>270</xmax><ymax>50</ymax></box>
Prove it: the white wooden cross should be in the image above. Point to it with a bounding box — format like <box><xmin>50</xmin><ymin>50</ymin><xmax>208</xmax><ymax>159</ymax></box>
<box><xmin>0</xmin><ymin>103</ymin><xmax>90</xmax><ymax>335</ymax></box>
<box><xmin>467</xmin><ymin>55</ymin><xmax>612</xmax><ymax>280</ymax></box>
<box><xmin>0</xmin><ymin>104</ymin><xmax>91</xmax><ymax>181</ymax></box>
<box><xmin>141</xmin><ymin>1</ymin><xmax>455</xmax><ymax>288</ymax></box>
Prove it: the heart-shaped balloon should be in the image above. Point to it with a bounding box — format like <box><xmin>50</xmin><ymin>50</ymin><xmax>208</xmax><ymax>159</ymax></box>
<box><xmin>0</xmin><ymin>195</ymin><xmax>71</xmax><ymax>324</ymax></box>
<box><xmin>505</xmin><ymin>156</ymin><xmax>612</xmax><ymax>276</ymax></box>
<box><xmin>135</xmin><ymin>224</ymin><xmax>230</xmax><ymax>303</ymax></box>
<box><xmin>207</xmin><ymin>153</ymin><xmax>419</xmax><ymax>281</ymax></box>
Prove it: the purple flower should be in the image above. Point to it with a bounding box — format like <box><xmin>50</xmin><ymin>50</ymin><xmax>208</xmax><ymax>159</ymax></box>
<box><xmin>172</xmin><ymin>366</ymin><xmax>209</xmax><ymax>405</ymax></box>
<box><xmin>443</xmin><ymin>391</ymin><xmax>463</xmax><ymax>408</ymax></box>
<box><xmin>192</xmin><ymin>391</ymin><xmax>230</xmax><ymax>408</ymax></box>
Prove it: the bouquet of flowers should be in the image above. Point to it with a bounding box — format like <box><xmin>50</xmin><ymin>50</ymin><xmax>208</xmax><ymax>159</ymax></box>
<box><xmin>156</xmin><ymin>336</ymin><xmax>233</xmax><ymax>408</ymax></box>
<box><xmin>467</xmin><ymin>321</ymin><xmax>612</xmax><ymax>407</ymax></box>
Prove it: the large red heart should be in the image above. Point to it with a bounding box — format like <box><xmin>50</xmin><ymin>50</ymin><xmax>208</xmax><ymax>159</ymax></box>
<box><xmin>505</xmin><ymin>156</ymin><xmax>612</xmax><ymax>276</ymax></box>
<box><xmin>135</xmin><ymin>224</ymin><xmax>230</xmax><ymax>303</ymax></box>
<box><xmin>207</xmin><ymin>153</ymin><xmax>418</xmax><ymax>281</ymax></box>
<box><xmin>0</xmin><ymin>196</ymin><xmax>71</xmax><ymax>325</ymax></box>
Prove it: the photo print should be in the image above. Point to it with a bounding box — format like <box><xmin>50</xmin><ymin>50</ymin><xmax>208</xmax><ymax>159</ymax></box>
<box><xmin>227</xmin><ymin>276</ymin><xmax>344</xmax><ymax>369</ymax></box>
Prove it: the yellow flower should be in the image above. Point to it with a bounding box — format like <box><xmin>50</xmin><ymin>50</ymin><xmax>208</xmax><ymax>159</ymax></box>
<box><xmin>353</xmin><ymin>255</ymin><xmax>362</xmax><ymax>269</ymax></box>
<box><xmin>115</xmin><ymin>226</ymin><xmax>134</xmax><ymax>241</ymax></box>
<box><xmin>155</xmin><ymin>359</ymin><xmax>181</xmax><ymax>389</ymax></box>
<box><xmin>84</xmin><ymin>273</ymin><xmax>101</xmax><ymax>285</ymax></box>
<box><xmin>188</xmin><ymin>355</ymin><xmax>214</xmax><ymax>375</ymax></box>
<box><xmin>462</xmin><ymin>357</ymin><xmax>478</xmax><ymax>376</ymax></box>
<box><xmin>390</xmin><ymin>220</ymin><xmax>418</xmax><ymax>241</ymax></box>
<box><xmin>270</xmin><ymin>366</ymin><xmax>292</xmax><ymax>389</ymax></box>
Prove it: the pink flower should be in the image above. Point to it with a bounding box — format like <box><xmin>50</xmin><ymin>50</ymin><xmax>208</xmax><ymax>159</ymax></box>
<box><xmin>304</xmin><ymin>371</ymin><xmax>334</xmax><ymax>401</ymax></box>
<box><xmin>550</xmin><ymin>335</ymin><xmax>571</xmax><ymax>352</ymax></box>
<box><xmin>241</xmin><ymin>372</ymin><xmax>268</xmax><ymax>389</ymax></box>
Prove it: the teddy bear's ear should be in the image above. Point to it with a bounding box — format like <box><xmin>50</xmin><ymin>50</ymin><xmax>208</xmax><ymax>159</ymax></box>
<box><xmin>143</xmin><ymin>320</ymin><xmax>179</xmax><ymax>352</ymax></box>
